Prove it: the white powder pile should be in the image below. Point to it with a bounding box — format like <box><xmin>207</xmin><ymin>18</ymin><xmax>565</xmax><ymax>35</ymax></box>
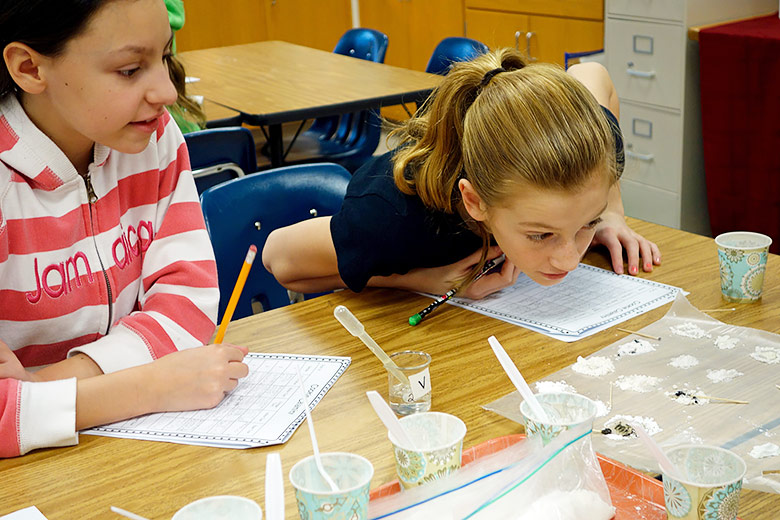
<box><xmin>714</xmin><ymin>335</ymin><xmax>739</xmax><ymax>350</ymax></box>
<box><xmin>670</xmin><ymin>321</ymin><xmax>710</xmax><ymax>339</ymax></box>
<box><xmin>516</xmin><ymin>489</ymin><xmax>615</xmax><ymax>520</ymax></box>
<box><xmin>602</xmin><ymin>414</ymin><xmax>662</xmax><ymax>440</ymax></box>
<box><xmin>616</xmin><ymin>339</ymin><xmax>657</xmax><ymax>358</ymax></box>
<box><xmin>592</xmin><ymin>399</ymin><xmax>610</xmax><ymax>418</ymax></box>
<box><xmin>572</xmin><ymin>356</ymin><xmax>615</xmax><ymax>377</ymax></box>
<box><xmin>668</xmin><ymin>354</ymin><xmax>699</xmax><ymax>369</ymax></box>
<box><xmin>534</xmin><ymin>380</ymin><xmax>576</xmax><ymax>394</ymax></box>
<box><xmin>665</xmin><ymin>389</ymin><xmax>708</xmax><ymax>406</ymax></box>
<box><xmin>615</xmin><ymin>374</ymin><xmax>661</xmax><ymax>393</ymax></box>
<box><xmin>749</xmin><ymin>443</ymin><xmax>780</xmax><ymax>459</ymax></box>
<box><xmin>706</xmin><ymin>368</ymin><xmax>744</xmax><ymax>383</ymax></box>
<box><xmin>749</xmin><ymin>345</ymin><xmax>780</xmax><ymax>364</ymax></box>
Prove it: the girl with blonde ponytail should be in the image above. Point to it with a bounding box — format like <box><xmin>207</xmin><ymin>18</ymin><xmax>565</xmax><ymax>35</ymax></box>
<box><xmin>263</xmin><ymin>48</ymin><xmax>660</xmax><ymax>300</ymax></box>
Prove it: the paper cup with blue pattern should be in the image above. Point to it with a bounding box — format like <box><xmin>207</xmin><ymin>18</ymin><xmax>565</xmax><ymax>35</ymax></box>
<box><xmin>662</xmin><ymin>445</ymin><xmax>746</xmax><ymax>520</ymax></box>
<box><xmin>289</xmin><ymin>452</ymin><xmax>373</xmax><ymax>520</ymax></box>
<box><xmin>715</xmin><ymin>231</ymin><xmax>772</xmax><ymax>302</ymax></box>
<box><xmin>519</xmin><ymin>392</ymin><xmax>597</xmax><ymax>446</ymax></box>
<box><xmin>388</xmin><ymin>411</ymin><xmax>466</xmax><ymax>489</ymax></box>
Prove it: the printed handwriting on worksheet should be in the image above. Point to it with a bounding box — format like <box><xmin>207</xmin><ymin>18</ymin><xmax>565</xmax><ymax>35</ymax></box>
<box><xmin>446</xmin><ymin>264</ymin><xmax>681</xmax><ymax>341</ymax></box>
<box><xmin>83</xmin><ymin>353</ymin><xmax>350</xmax><ymax>448</ymax></box>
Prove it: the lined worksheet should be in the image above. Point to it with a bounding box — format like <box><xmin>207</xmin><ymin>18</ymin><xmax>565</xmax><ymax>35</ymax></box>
<box><xmin>446</xmin><ymin>264</ymin><xmax>681</xmax><ymax>341</ymax></box>
<box><xmin>83</xmin><ymin>353</ymin><xmax>350</xmax><ymax>448</ymax></box>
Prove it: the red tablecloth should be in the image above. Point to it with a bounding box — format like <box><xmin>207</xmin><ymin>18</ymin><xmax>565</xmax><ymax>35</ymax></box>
<box><xmin>699</xmin><ymin>14</ymin><xmax>780</xmax><ymax>253</ymax></box>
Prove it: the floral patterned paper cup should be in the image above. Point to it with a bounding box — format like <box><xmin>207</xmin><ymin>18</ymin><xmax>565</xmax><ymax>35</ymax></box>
<box><xmin>289</xmin><ymin>452</ymin><xmax>373</xmax><ymax>520</ymax></box>
<box><xmin>715</xmin><ymin>231</ymin><xmax>772</xmax><ymax>302</ymax></box>
<box><xmin>388</xmin><ymin>411</ymin><xmax>467</xmax><ymax>489</ymax></box>
<box><xmin>662</xmin><ymin>445</ymin><xmax>746</xmax><ymax>520</ymax></box>
<box><xmin>519</xmin><ymin>392</ymin><xmax>597</xmax><ymax>446</ymax></box>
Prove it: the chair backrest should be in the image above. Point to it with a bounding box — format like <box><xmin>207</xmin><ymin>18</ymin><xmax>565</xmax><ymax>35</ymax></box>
<box><xmin>333</xmin><ymin>27</ymin><xmax>389</xmax><ymax>63</ymax></box>
<box><xmin>306</xmin><ymin>28</ymin><xmax>389</xmax><ymax>148</ymax></box>
<box><xmin>200</xmin><ymin>163</ymin><xmax>352</xmax><ymax>321</ymax></box>
<box><xmin>184</xmin><ymin>127</ymin><xmax>258</xmax><ymax>194</ymax></box>
<box><xmin>425</xmin><ymin>37</ymin><xmax>489</xmax><ymax>75</ymax></box>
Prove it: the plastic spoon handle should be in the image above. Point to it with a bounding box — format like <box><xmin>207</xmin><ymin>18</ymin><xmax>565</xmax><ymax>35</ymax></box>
<box><xmin>334</xmin><ymin>306</ymin><xmax>409</xmax><ymax>384</ymax></box>
<box><xmin>487</xmin><ymin>335</ymin><xmax>550</xmax><ymax>422</ymax></box>
<box><xmin>630</xmin><ymin>421</ymin><xmax>681</xmax><ymax>480</ymax></box>
<box><xmin>366</xmin><ymin>391</ymin><xmax>417</xmax><ymax>449</ymax></box>
<box><xmin>110</xmin><ymin>507</ymin><xmax>150</xmax><ymax>520</ymax></box>
<box><xmin>296</xmin><ymin>367</ymin><xmax>338</xmax><ymax>492</ymax></box>
<box><xmin>265</xmin><ymin>453</ymin><xmax>284</xmax><ymax>520</ymax></box>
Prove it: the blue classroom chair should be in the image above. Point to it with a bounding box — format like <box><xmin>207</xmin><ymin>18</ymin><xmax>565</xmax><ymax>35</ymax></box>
<box><xmin>199</xmin><ymin>163</ymin><xmax>352</xmax><ymax>321</ymax></box>
<box><xmin>262</xmin><ymin>28</ymin><xmax>389</xmax><ymax>173</ymax></box>
<box><xmin>184</xmin><ymin>127</ymin><xmax>258</xmax><ymax>195</ymax></box>
<box><xmin>425</xmin><ymin>37</ymin><xmax>489</xmax><ymax>75</ymax></box>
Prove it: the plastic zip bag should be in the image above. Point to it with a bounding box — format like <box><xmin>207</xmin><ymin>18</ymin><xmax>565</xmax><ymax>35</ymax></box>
<box><xmin>368</xmin><ymin>423</ymin><xmax>614</xmax><ymax>520</ymax></box>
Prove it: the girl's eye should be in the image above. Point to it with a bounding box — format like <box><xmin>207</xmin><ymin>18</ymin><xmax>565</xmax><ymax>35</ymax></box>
<box><xmin>119</xmin><ymin>68</ymin><xmax>140</xmax><ymax>78</ymax></box>
<box><xmin>585</xmin><ymin>217</ymin><xmax>603</xmax><ymax>229</ymax></box>
<box><xmin>527</xmin><ymin>233</ymin><xmax>552</xmax><ymax>242</ymax></box>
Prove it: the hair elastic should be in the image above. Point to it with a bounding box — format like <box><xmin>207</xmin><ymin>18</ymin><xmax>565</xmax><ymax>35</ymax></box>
<box><xmin>480</xmin><ymin>67</ymin><xmax>506</xmax><ymax>87</ymax></box>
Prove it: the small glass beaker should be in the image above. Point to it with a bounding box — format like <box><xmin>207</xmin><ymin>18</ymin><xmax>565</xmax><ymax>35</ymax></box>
<box><xmin>388</xmin><ymin>350</ymin><xmax>432</xmax><ymax>416</ymax></box>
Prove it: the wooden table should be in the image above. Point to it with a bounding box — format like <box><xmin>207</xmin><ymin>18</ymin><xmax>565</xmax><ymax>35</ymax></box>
<box><xmin>178</xmin><ymin>41</ymin><xmax>441</xmax><ymax>167</ymax></box>
<box><xmin>1</xmin><ymin>219</ymin><xmax>777</xmax><ymax>519</ymax></box>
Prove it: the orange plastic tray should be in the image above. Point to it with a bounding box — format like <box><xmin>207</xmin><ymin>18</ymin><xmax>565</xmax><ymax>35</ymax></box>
<box><xmin>369</xmin><ymin>434</ymin><xmax>667</xmax><ymax>519</ymax></box>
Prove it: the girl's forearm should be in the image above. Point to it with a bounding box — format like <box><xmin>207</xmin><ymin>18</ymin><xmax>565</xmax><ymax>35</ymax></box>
<box><xmin>75</xmin><ymin>363</ymin><xmax>156</xmax><ymax>430</ymax></box>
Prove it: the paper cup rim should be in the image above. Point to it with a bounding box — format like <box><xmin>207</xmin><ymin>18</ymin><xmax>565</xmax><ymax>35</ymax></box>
<box><xmin>663</xmin><ymin>444</ymin><xmax>747</xmax><ymax>488</ymax></box>
<box><xmin>519</xmin><ymin>391</ymin><xmax>597</xmax><ymax>426</ymax></box>
<box><xmin>288</xmin><ymin>451</ymin><xmax>374</xmax><ymax>496</ymax></box>
<box><xmin>172</xmin><ymin>495</ymin><xmax>262</xmax><ymax>520</ymax></box>
<box><xmin>388</xmin><ymin>411</ymin><xmax>467</xmax><ymax>451</ymax></box>
<box><xmin>715</xmin><ymin>231</ymin><xmax>772</xmax><ymax>250</ymax></box>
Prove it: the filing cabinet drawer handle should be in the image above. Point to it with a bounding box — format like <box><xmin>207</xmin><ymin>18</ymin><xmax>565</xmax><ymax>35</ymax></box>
<box><xmin>626</xmin><ymin>62</ymin><xmax>656</xmax><ymax>79</ymax></box>
<box><xmin>626</xmin><ymin>150</ymin><xmax>655</xmax><ymax>162</ymax></box>
<box><xmin>626</xmin><ymin>68</ymin><xmax>656</xmax><ymax>78</ymax></box>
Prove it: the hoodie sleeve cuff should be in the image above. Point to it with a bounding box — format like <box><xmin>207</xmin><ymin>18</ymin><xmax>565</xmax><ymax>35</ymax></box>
<box><xmin>18</xmin><ymin>378</ymin><xmax>78</xmax><ymax>455</ymax></box>
<box><xmin>68</xmin><ymin>325</ymin><xmax>154</xmax><ymax>374</ymax></box>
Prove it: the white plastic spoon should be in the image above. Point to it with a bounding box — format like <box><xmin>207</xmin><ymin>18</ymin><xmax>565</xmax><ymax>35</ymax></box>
<box><xmin>629</xmin><ymin>421</ymin><xmax>682</xmax><ymax>480</ymax></box>
<box><xmin>110</xmin><ymin>506</ymin><xmax>150</xmax><ymax>520</ymax></box>
<box><xmin>334</xmin><ymin>305</ymin><xmax>409</xmax><ymax>384</ymax></box>
<box><xmin>265</xmin><ymin>453</ymin><xmax>284</xmax><ymax>520</ymax></box>
<box><xmin>487</xmin><ymin>335</ymin><xmax>551</xmax><ymax>422</ymax></box>
<box><xmin>366</xmin><ymin>390</ymin><xmax>417</xmax><ymax>449</ymax></box>
<box><xmin>295</xmin><ymin>367</ymin><xmax>338</xmax><ymax>492</ymax></box>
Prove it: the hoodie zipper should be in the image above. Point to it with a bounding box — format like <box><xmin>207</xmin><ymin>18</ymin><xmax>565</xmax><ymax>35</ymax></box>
<box><xmin>82</xmin><ymin>172</ymin><xmax>113</xmax><ymax>335</ymax></box>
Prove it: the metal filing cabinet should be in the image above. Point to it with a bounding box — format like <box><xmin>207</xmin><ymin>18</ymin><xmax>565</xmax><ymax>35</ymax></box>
<box><xmin>605</xmin><ymin>0</ymin><xmax>775</xmax><ymax>235</ymax></box>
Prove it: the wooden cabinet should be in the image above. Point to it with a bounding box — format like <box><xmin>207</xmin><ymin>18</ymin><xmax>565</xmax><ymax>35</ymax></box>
<box><xmin>464</xmin><ymin>0</ymin><xmax>603</xmax><ymax>67</ymax></box>
<box><xmin>604</xmin><ymin>0</ymin><xmax>775</xmax><ymax>235</ymax></box>
<box><xmin>176</xmin><ymin>0</ymin><xmax>351</xmax><ymax>52</ymax></box>
<box><xmin>358</xmin><ymin>0</ymin><xmax>465</xmax><ymax>71</ymax></box>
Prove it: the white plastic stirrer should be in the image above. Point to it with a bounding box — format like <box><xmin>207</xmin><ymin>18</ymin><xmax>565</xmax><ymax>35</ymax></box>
<box><xmin>265</xmin><ymin>453</ymin><xmax>285</xmax><ymax>520</ymax></box>
<box><xmin>629</xmin><ymin>421</ymin><xmax>682</xmax><ymax>480</ymax></box>
<box><xmin>487</xmin><ymin>335</ymin><xmax>550</xmax><ymax>422</ymax></box>
<box><xmin>366</xmin><ymin>390</ymin><xmax>417</xmax><ymax>449</ymax></box>
<box><xmin>110</xmin><ymin>506</ymin><xmax>150</xmax><ymax>520</ymax></box>
<box><xmin>334</xmin><ymin>305</ymin><xmax>409</xmax><ymax>384</ymax></box>
<box><xmin>296</xmin><ymin>367</ymin><xmax>339</xmax><ymax>492</ymax></box>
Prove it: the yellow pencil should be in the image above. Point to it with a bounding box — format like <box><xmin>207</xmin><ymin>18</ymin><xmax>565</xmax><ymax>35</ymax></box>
<box><xmin>214</xmin><ymin>244</ymin><xmax>257</xmax><ymax>344</ymax></box>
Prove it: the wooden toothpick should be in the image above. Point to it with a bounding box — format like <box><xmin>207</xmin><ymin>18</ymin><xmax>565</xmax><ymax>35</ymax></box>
<box><xmin>609</xmin><ymin>382</ymin><xmax>614</xmax><ymax>410</ymax></box>
<box><xmin>696</xmin><ymin>394</ymin><xmax>749</xmax><ymax>405</ymax></box>
<box><xmin>763</xmin><ymin>469</ymin><xmax>780</xmax><ymax>475</ymax></box>
<box><xmin>700</xmin><ymin>308</ymin><xmax>736</xmax><ymax>312</ymax></box>
<box><xmin>616</xmin><ymin>328</ymin><xmax>661</xmax><ymax>341</ymax></box>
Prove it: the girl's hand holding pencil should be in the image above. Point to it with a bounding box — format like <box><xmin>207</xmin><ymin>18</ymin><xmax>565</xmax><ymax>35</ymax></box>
<box><xmin>409</xmin><ymin>251</ymin><xmax>512</xmax><ymax>326</ymax></box>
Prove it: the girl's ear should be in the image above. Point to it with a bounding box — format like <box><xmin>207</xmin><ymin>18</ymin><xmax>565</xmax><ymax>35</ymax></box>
<box><xmin>3</xmin><ymin>42</ymin><xmax>47</xmax><ymax>95</ymax></box>
<box><xmin>459</xmin><ymin>178</ymin><xmax>489</xmax><ymax>222</ymax></box>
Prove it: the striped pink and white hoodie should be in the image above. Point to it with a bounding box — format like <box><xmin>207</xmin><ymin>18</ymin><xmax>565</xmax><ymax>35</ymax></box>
<box><xmin>0</xmin><ymin>95</ymin><xmax>219</xmax><ymax>457</ymax></box>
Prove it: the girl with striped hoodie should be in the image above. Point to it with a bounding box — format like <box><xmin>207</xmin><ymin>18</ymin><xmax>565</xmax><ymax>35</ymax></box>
<box><xmin>0</xmin><ymin>0</ymin><xmax>249</xmax><ymax>457</ymax></box>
